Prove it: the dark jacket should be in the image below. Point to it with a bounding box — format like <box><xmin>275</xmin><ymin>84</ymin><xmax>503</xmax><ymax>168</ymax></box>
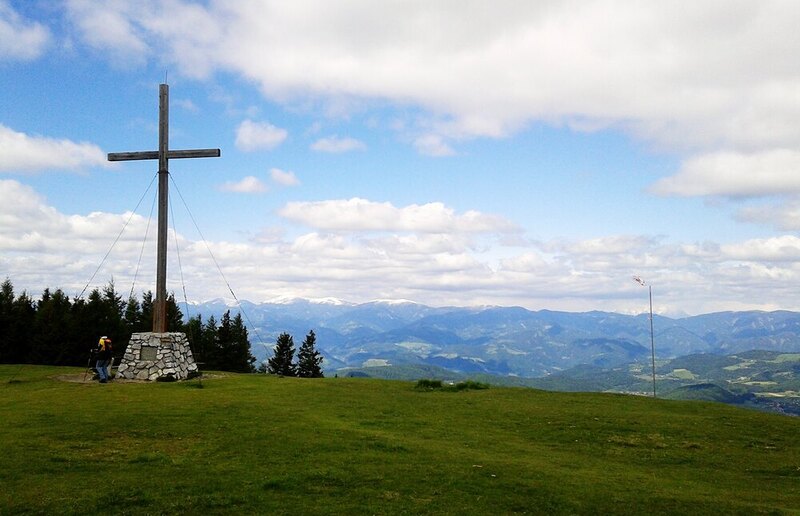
<box><xmin>96</xmin><ymin>338</ymin><xmax>112</xmax><ymax>360</ymax></box>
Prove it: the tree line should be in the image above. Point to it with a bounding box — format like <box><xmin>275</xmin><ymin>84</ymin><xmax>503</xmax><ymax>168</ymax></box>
<box><xmin>0</xmin><ymin>279</ymin><xmax>255</xmax><ymax>372</ymax></box>
<box><xmin>262</xmin><ymin>330</ymin><xmax>324</xmax><ymax>378</ymax></box>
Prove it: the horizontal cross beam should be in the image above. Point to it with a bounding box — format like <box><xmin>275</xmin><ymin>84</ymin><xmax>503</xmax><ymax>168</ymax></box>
<box><xmin>107</xmin><ymin>149</ymin><xmax>221</xmax><ymax>161</ymax></box>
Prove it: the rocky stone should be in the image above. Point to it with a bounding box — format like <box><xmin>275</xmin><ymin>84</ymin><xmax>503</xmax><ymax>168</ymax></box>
<box><xmin>116</xmin><ymin>332</ymin><xmax>199</xmax><ymax>381</ymax></box>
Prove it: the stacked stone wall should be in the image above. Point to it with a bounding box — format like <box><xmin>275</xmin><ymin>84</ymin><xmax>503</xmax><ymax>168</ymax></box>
<box><xmin>116</xmin><ymin>332</ymin><xmax>198</xmax><ymax>381</ymax></box>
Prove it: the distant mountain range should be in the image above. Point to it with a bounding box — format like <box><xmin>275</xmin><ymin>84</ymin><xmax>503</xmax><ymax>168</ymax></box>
<box><xmin>189</xmin><ymin>299</ymin><xmax>800</xmax><ymax>377</ymax></box>
<box><xmin>186</xmin><ymin>299</ymin><xmax>800</xmax><ymax>415</ymax></box>
<box><xmin>339</xmin><ymin>350</ymin><xmax>800</xmax><ymax>416</ymax></box>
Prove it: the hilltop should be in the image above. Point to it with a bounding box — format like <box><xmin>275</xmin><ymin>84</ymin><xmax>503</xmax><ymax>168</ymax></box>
<box><xmin>1</xmin><ymin>365</ymin><xmax>799</xmax><ymax>514</ymax></box>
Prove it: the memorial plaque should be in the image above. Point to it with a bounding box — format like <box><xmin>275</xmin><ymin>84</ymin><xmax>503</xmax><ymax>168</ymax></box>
<box><xmin>140</xmin><ymin>346</ymin><xmax>158</xmax><ymax>361</ymax></box>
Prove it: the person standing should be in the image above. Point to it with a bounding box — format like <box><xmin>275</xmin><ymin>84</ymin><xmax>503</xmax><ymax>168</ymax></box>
<box><xmin>95</xmin><ymin>336</ymin><xmax>112</xmax><ymax>383</ymax></box>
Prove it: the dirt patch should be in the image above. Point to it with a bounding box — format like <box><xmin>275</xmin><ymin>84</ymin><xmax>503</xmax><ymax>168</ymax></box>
<box><xmin>54</xmin><ymin>374</ymin><xmax>140</xmax><ymax>384</ymax></box>
<box><xmin>53</xmin><ymin>372</ymin><xmax>226</xmax><ymax>384</ymax></box>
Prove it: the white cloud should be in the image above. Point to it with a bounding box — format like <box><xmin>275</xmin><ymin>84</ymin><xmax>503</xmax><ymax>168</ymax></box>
<box><xmin>174</xmin><ymin>98</ymin><xmax>199</xmax><ymax>113</ymax></box>
<box><xmin>736</xmin><ymin>201</ymin><xmax>800</xmax><ymax>231</ymax></box>
<box><xmin>0</xmin><ymin>1</ymin><xmax>50</xmax><ymax>60</ymax></box>
<box><xmin>650</xmin><ymin>149</ymin><xmax>800</xmax><ymax>198</ymax></box>
<box><xmin>0</xmin><ymin>124</ymin><xmax>108</xmax><ymax>173</ymax></box>
<box><xmin>237</xmin><ymin>3</ymin><xmax>795</xmax><ymax>149</ymax></box>
<box><xmin>0</xmin><ymin>179</ymin><xmax>155</xmax><ymax>256</ymax></box>
<box><xmin>413</xmin><ymin>134</ymin><xmax>455</xmax><ymax>157</ymax></box>
<box><xmin>7</xmin><ymin>180</ymin><xmax>800</xmax><ymax>314</ymax></box>
<box><xmin>719</xmin><ymin>236</ymin><xmax>800</xmax><ymax>263</ymax></box>
<box><xmin>219</xmin><ymin>176</ymin><xmax>268</xmax><ymax>193</ymax></box>
<box><xmin>65</xmin><ymin>0</ymin><xmax>149</xmax><ymax>65</ymax></box>
<box><xmin>310</xmin><ymin>135</ymin><xmax>366</xmax><ymax>153</ymax></box>
<box><xmin>63</xmin><ymin>2</ymin><xmax>800</xmax><ymax>163</ymax></box>
<box><xmin>278</xmin><ymin>198</ymin><xmax>519</xmax><ymax>234</ymax></box>
<box><xmin>270</xmin><ymin>168</ymin><xmax>299</xmax><ymax>187</ymax></box>
<box><xmin>234</xmin><ymin>120</ymin><xmax>288</xmax><ymax>151</ymax></box>
<box><xmin>554</xmin><ymin>235</ymin><xmax>656</xmax><ymax>256</ymax></box>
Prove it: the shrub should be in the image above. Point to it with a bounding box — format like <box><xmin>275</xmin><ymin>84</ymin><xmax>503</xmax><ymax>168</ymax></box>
<box><xmin>415</xmin><ymin>379</ymin><xmax>443</xmax><ymax>390</ymax></box>
<box><xmin>451</xmin><ymin>380</ymin><xmax>490</xmax><ymax>391</ymax></box>
<box><xmin>415</xmin><ymin>379</ymin><xmax>489</xmax><ymax>392</ymax></box>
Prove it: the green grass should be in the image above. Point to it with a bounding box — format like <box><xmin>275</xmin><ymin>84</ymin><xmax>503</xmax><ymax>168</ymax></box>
<box><xmin>1</xmin><ymin>365</ymin><xmax>800</xmax><ymax>515</ymax></box>
<box><xmin>772</xmin><ymin>354</ymin><xmax>800</xmax><ymax>364</ymax></box>
<box><xmin>669</xmin><ymin>368</ymin><xmax>697</xmax><ymax>380</ymax></box>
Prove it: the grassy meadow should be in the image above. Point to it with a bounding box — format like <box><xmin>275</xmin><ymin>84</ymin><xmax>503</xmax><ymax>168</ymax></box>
<box><xmin>1</xmin><ymin>365</ymin><xmax>799</xmax><ymax>515</ymax></box>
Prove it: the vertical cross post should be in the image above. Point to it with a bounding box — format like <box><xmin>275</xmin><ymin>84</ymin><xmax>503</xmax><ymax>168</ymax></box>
<box><xmin>154</xmin><ymin>84</ymin><xmax>170</xmax><ymax>333</ymax></box>
<box><xmin>108</xmin><ymin>84</ymin><xmax>220</xmax><ymax>333</ymax></box>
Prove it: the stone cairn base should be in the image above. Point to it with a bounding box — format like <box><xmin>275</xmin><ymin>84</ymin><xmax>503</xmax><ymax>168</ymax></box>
<box><xmin>116</xmin><ymin>332</ymin><xmax>199</xmax><ymax>381</ymax></box>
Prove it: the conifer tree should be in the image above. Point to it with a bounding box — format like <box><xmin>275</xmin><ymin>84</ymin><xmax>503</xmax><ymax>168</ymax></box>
<box><xmin>216</xmin><ymin>310</ymin><xmax>255</xmax><ymax>372</ymax></box>
<box><xmin>184</xmin><ymin>314</ymin><xmax>204</xmax><ymax>362</ymax></box>
<box><xmin>230</xmin><ymin>313</ymin><xmax>256</xmax><ymax>372</ymax></box>
<box><xmin>297</xmin><ymin>330</ymin><xmax>324</xmax><ymax>378</ymax></box>
<box><xmin>31</xmin><ymin>288</ymin><xmax>72</xmax><ymax>365</ymax></box>
<box><xmin>140</xmin><ymin>291</ymin><xmax>154</xmax><ymax>330</ymax></box>
<box><xmin>8</xmin><ymin>290</ymin><xmax>35</xmax><ymax>363</ymax></box>
<box><xmin>165</xmin><ymin>292</ymin><xmax>184</xmax><ymax>331</ymax></box>
<box><xmin>124</xmin><ymin>295</ymin><xmax>143</xmax><ymax>334</ymax></box>
<box><xmin>0</xmin><ymin>278</ymin><xmax>256</xmax><ymax>370</ymax></box>
<box><xmin>0</xmin><ymin>279</ymin><xmax>16</xmax><ymax>363</ymax></box>
<box><xmin>267</xmin><ymin>332</ymin><xmax>296</xmax><ymax>376</ymax></box>
<box><xmin>201</xmin><ymin>315</ymin><xmax>220</xmax><ymax>369</ymax></box>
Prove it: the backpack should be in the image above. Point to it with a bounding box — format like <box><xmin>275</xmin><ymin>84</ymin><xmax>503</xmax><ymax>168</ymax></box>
<box><xmin>98</xmin><ymin>338</ymin><xmax>112</xmax><ymax>357</ymax></box>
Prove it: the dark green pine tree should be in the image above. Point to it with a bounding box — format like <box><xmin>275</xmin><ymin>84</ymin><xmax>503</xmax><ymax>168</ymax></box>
<box><xmin>230</xmin><ymin>313</ymin><xmax>256</xmax><ymax>372</ymax></box>
<box><xmin>184</xmin><ymin>314</ymin><xmax>205</xmax><ymax>364</ymax></box>
<box><xmin>123</xmin><ymin>295</ymin><xmax>143</xmax><ymax>334</ymax></box>
<box><xmin>31</xmin><ymin>288</ymin><xmax>73</xmax><ymax>365</ymax></box>
<box><xmin>9</xmin><ymin>290</ymin><xmax>35</xmax><ymax>364</ymax></box>
<box><xmin>201</xmin><ymin>315</ymin><xmax>220</xmax><ymax>370</ymax></box>
<box><xmin>0</xmin><ymin>279</ymin><xmax>34</xmax><ymax>364</ymax></box>
<box><xmin>267</xmin><ymin>332</ymin><xmax>296</xmax><ymax>376</ymax></box>
<box><xmin>165</xmin><ymin>292</ymin><xmax>184</xmax><ymax>331</ymax></box>
<box><xmin>297</xmin><ymin>330</ymin><xmax>324</xmax><ymax>378</ymax></box>
<box><xmin>0</xmin><ymin>279</ymin><xmax>17</xmax><ymax>363</ymax></box>
<box><xmin>140</xmin><ymin>291</ymin><xmax>154</xmax><ymax>331</ymax></box>
<box><xmin>216</xmin><ymin>310</ymin><xmax>254</xmax><ymax>372</ymax></box>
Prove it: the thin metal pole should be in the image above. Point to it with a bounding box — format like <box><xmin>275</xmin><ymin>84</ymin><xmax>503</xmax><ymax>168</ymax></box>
<box><xmin>649</xmin><ymin>285</ymin><xmax>657</xmax><ymax>398</ymax></box>
<box><xmin>154</xmin><ymin>83</ymin><xmax>169</xmax><ymax>333</ymax></box>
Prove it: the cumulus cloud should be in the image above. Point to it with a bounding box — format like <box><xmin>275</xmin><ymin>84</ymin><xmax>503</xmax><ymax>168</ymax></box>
<box><xmin>736</xmin><ymin>201</ymin><xmax>800</xmax><ymax>231</ymax></box>
<box><xmin>310</xmin><ymin>136</ymin><xmax>366</xmax><ymax>153</ymax></box>
<box><xmin>174</xmin><ymin>98</ymin><xmax>199</xmax><ymax>113</ymax></box>
<box><xmin>234</xmin><ymin>120</ymin><xmax>288</xmax><ymax>151</ymax></box>
<box><xmin>270</xmin><ymin>168</ymin><xmax>300</xmax><ymax>186</ymax></box>
<box><xmin>0</xmin><ymin>179</ymin><xmax>155</xmax><ymax>257</ymax></box>
<box><xmin>11</xmin><ymin>2</ymin><xmax>800</xmax><ymax>313</ymax></box>
<box><xmin>7</xmin><ymin>180</ymin><xmax>800</xmax><ymax>315</ymax></box>
<box><xmin>278</xmin><ymin>198</ymin><xmax>519</xmax><ymax>234</ymax></box>
<box><xmin>719</xmin><ymin>236</ymin><xmax>800</xmax><ymax>263</ymax></box>
<box><xmin>61</xmin><ymin>2</ymin><xmax>800</xmax><ymax>155</ymax></box>
<box><xmin>0</xmin><ymin>124</ymin><xmax>108</xmax><ymax>173</ymax></box>
<box><xmin>551</xmin><ymin>235</ymin><xmax>657</xmax><ymax>256</ymax></box>
<box><xmin>219</xmin><ymin>176</ymin><xmax>268</xmax><ymax>193</ymax></box>
<box><xmin>650</xmin><ymin>149</ymin><xmax>800</xmax><ymax>198</ymax></box>
<box><xmin>413</xmin><ymin>134</ymin><xmax>456</xmax><ymax>157</ymax></box>
<box><xmin>0</xmin><ymin>0</ymin><xmax>50</xmax><ymax>60</ymax></box>
<box><xmin>65</xmin><ymin>0</ymin><xmax>149</xmax><ymax>65</ymax></box>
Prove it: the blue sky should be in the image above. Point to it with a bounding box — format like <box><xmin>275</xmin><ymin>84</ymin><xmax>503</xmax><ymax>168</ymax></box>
<box><xmin>2</xmin><ymin>0</ymin><xmax>799</xmax><ymax>315</ymax></box>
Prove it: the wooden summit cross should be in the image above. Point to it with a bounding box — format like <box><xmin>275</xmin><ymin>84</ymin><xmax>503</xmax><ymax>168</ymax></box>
<box><xmin>108</xmin><ymin>84</ymin><xmax>220</xmax><ymax>333</ymax></box>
